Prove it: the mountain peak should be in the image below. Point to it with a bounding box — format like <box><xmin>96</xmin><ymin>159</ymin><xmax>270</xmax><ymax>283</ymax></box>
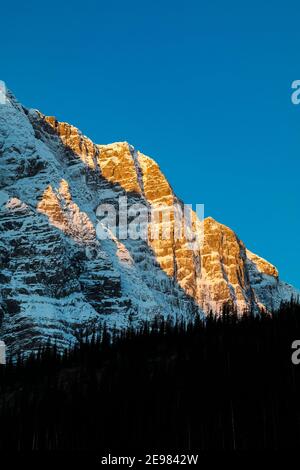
<box><xmin>0</xmin><ymin>90</ymin><xmax>298</xmax><ymax>354</ymax></box>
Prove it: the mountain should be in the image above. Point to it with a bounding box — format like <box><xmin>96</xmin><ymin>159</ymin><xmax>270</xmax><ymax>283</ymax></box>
<box><xmin>0</xmin><ymin>89</ymin><xmax>298</xmax><ymax>354</ymax></box>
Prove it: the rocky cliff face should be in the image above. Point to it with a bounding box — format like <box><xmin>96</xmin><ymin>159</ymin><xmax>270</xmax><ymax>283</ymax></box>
<box><xmin>0</xmin><ymin>90</ymin><xmax>298</xmax><ymax>354</ymax></box>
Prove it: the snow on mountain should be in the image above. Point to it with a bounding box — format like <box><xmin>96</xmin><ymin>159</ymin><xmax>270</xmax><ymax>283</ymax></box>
<box><xmin>0</xmin><ymin>88</ymin><xmax>298</xmax><ymax>354</ymax></box>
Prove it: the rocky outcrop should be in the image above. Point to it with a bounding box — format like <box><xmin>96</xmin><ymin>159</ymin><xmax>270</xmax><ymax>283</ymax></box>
<box><xmin>0</xmin><ymin>89</ymin><xmax>298</xmax><ymax>354</ymax></box>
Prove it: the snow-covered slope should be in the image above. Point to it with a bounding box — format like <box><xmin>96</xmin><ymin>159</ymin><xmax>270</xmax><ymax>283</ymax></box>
<box><xmin>0</xmin><ymin>89</ymin><xmax>298</xmax><ymax>354</ymax></box>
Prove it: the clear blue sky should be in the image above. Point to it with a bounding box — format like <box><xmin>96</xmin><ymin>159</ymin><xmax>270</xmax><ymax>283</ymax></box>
<box><xmin>1</xmin><ymin>0</ymin><xmax>299</xmax><ymax>288</ymax></box>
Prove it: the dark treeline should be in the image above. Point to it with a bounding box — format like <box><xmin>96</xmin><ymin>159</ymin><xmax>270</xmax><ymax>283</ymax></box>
<box><xmin>1</xmin><ymin>300</ymin><xmax>300</xmax><ymax>451</ymax></box>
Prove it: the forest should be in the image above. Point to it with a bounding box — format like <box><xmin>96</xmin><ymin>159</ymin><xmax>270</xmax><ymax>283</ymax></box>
<box><xmin>0</xmin><ymin>300</ymin><xmax>300</xmax><ymax>452</ymax></box>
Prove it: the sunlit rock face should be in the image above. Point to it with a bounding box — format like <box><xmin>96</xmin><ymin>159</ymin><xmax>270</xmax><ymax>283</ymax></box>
<box><xmin>0</xmin><ymin>90</ymin><xmax>298</xmax><ymax>354</ymax></box>
<box><xmin>196</xmin><ymin>218</ymin><xmax>253</xmax><ymax>312</ymax></box>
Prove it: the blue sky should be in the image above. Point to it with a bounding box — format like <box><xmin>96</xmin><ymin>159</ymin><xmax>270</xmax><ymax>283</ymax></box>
<box><xmin>1</xmin><ymin>0</ymin><xmax>299</xmax><ymax>288</ymax></box>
